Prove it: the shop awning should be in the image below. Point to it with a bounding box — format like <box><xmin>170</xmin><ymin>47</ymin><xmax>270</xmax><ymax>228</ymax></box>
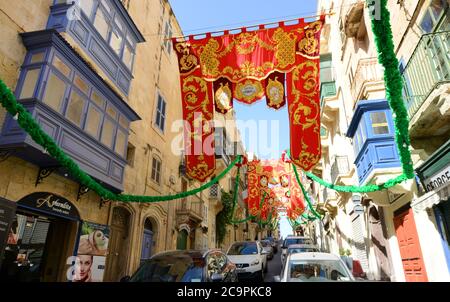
<box><xmin>412</xmin><ymin>183</ymin><xmax>450</xmax><ymax>213</ymax></box>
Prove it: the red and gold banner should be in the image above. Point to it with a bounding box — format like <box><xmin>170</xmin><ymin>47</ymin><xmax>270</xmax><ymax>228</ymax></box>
<box><xmin>173</xmin><ymin>17</ymin><xmax>324</xmax><ymax>180</ymax></box>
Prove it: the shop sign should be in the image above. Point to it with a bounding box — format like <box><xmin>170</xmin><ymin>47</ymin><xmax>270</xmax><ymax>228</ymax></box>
<box><xmin>423</xmin><ymin>165</ymin><xmax>450</xmax><ymax>192</ymax></box>
<box><xmin>18</xmin><ymin>192</ymin><xmax>79</xmax><ymax>219</ymax></box>
<box><xmin>0</xmin><ymin>198</ymin><xmax>17</xmax><ymax>269</ymax></box>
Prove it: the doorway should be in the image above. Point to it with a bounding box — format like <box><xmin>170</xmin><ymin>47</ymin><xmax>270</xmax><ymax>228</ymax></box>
<box><xmin>176</xmin><ymin>230</ymin><xmax>188</xmax><ymax>250</ymax></box>
<box><xmin>0</xmin><ymin>211</ymin><xmax>76</xmax><ymax>282</ymax></box>
<box><xmin>140</xmin><ymin>218</ymin><xmax>154</xmax><ymax>265</ymax></box>
<box><xmin>369</xmin><ymin>206</ymin><xmax>391</xmax><ymax>281</ymax></box>
<box><xmin>394</xmin><ymin>206</ymin><xmax>428</xmax><ymax>282</ymax></box>
<box><xmin>104</xmin><ymin>207</ymin><xmax>131</xmax><ymax>281</ymax></box>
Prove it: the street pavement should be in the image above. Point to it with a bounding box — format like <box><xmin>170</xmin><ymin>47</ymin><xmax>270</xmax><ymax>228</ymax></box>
<box><xmin>264</xmin><ymin>243</ymin><xmax>282</xmax><ymax>282</ymax></box>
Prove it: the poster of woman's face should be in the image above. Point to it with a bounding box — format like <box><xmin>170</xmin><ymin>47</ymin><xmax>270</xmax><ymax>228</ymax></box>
<box><xmin>73</xmin><ymin>255</ymin><xmax>106</xmax><ymax>282</ymax></box>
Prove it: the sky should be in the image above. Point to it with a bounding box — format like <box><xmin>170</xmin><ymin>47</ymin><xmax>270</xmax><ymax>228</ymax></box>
<box><xmin>168</xmin><ymin>0</ymin><xmax>319</xmax><ymax>239</ymax></box>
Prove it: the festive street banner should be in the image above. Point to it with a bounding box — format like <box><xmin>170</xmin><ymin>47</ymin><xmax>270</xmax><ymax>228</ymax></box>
<box><xmin>173</xmin><ymin>17</ymin><xmax>324</xmax><ymax>180</ymax></box>
<box><xmin>245</xmin><ymin>159</ymin><xmax>305</xmax><ymax>221</ymax></box>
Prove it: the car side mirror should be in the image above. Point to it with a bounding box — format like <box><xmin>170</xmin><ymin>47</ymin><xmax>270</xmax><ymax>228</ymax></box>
<box><xmin>273</xmin><ymin>275</ymin><xmax>281</xmax><ymax>282</ymax></box>
<box><xmin>120</xmin><ymin>276</ymin><xmax>131</xmax><ymax>282</ymax></box>
<box><xmin>211</xmin><ymin>273</ymin><xmax>225</xmax><ymax>282</ymax></box>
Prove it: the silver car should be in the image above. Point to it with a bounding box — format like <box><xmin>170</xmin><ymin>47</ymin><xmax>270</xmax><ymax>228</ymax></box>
<box><xmin>275</xmin><ymin>252</ymin><xmax>354</xmax><ymax>282</ymax></box>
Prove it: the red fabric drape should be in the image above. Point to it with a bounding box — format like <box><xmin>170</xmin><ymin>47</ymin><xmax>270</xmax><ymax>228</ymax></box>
<box><xmin>173</xmin><ymin>17</ymin><xmax>324</xmax><ymax>181</ymax></box>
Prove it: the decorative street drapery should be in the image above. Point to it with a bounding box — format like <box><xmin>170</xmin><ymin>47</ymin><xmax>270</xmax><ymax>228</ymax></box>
<box><xmin>173</xmin><ymin>17</ymin><xmax>325</xmax><ymax>181</ymax></box>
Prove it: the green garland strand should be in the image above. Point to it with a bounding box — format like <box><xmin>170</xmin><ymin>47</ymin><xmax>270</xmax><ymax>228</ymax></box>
<box><xmin>292</xmin><ymin>163</ymin><xmax>322</xmax><ymax>219</ymax></box>
<box><xmin>0</xmin><ymin>79</ymin><xmax>240</xmax><ymax>202</ymax></box>
<box><xmin>300</xmin><ymin>0</ymin><xmax>414</xmax><ymax>193</ymax></box>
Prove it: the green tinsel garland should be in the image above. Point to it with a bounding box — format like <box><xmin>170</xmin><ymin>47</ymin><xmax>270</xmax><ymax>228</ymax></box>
<box><xmin>0</xmin><ymin>79</ymin><xmax>241</xmax><ymax>202</ymax></box>
<box><xmin>298</xmin><ymin>0</ymin><xmax>415</xmax><ymax>193</ymax></box>
<box><xmin>292</xmin><ymin>163</ymin><xmax>322</xmax><ymax>219</ymax></box>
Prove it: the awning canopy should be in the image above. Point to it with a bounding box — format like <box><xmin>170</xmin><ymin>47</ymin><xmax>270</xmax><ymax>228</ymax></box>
<box><xmin>411</xmin><ymin>183</ymin><xmax>450</xmax><ymax>213</ymax></box>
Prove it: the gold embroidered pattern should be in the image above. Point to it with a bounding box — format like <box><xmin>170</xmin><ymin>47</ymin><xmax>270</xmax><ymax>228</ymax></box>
<box><xmin>223</xmin><ymin>61</ymin><xmax>275</xmax><ymax>81</ymax></box>
<box><xmin>298</xmin><ymin>21</ymin><xmax>323</xmax><ymax>56</ymax></box>
<box><xmin>266</xmin><ymin>76</ymin><xmax>285</xmax><ymax>108</ymax></box>
<box><xmin>187</xmin><ymin>155</ymin><xmax>214</xmax><ymax>181</ymax></box>
<box><xmin>199</xmin><ymin>39</ymin><xmax>221</xmax><ymax>77</ymax></box>
<box><xmin>273</xmin><ymin>28</ymin><xmax>297</xmax><ymax>69</ymax></box>
<box><xmin>176</xmin><ymin>43</ymin><xmax>198</xmax><ymax>73</ymax></box>
<box><xmin>234</xmin><ymin>80</ymin><xmax>265</xmax><ymax>103</ymax></box>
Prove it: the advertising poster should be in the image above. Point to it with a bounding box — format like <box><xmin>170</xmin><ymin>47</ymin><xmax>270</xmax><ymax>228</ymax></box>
<box><xmin>74</xmin><ymin>221</ymin><xmax>110</xmax><ymax>282</ymax></box>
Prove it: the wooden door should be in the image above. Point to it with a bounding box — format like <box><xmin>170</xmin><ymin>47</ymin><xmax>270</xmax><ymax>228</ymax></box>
<box><xmin>104</xmin><ymin>207</ymin><xmax>130</xmax><ymax>281</ymax></box>
<box><xmin>394</xmin><ymin>208</ymin><xmax>428</xmax><ymax>282</ymax></box>
<box><xmin>140</xmin><ymin>229</ymin><xmax>153</xmax><ymax>264</ymax></box>
<box><xmin>176</xmin><ymin>230</ymin><xmax>188</xmax><ymax>250</ymax></box>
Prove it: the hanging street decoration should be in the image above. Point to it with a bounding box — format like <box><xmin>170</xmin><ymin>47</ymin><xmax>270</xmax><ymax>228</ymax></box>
<box><xmin>173</xmin><ymin>17</ymin><xmax>325</xmax><ymax>181</ymax></box>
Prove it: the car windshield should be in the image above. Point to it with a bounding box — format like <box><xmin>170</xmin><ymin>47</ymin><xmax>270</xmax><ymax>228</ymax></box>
<box><xmin>130</xmin><ymin>254</ymin><xmax>204</xmax><ymax>282</ymax></box>
<box><xmin>261</xmin><ymin>241</ymin><xmax>271</xmax><ymax>247</ymax></box>
<box><xmin>284</xmin><ymin>238</ymin><xmax>313</xmax><ymax>247</ymax></box>
<box><xmin>288</xmin><ymin>247</ymin><xmax>318</xmax><ymax>254</ymax></box>
<box><xmin>228</xmin><ymin>242</ymin><xmax>258</xmax><ymax>255</ymax></box>
<box><xmin>288</xmin><ymin>260</ymin><xmax>352</xmax><ymax>282</ymax></box>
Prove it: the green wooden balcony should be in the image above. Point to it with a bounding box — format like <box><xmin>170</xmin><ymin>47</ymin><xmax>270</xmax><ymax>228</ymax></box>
<box><xmin>402</xmin><ymin>31</ymin><xmax>450</xmax><ymax>120</ymax></box>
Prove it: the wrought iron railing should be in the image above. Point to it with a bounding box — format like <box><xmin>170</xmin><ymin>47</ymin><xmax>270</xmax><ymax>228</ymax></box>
<box><xmin>402</xmin><ymin>31</ymin><xmax>450</xmax><ymax>120</ymax></box>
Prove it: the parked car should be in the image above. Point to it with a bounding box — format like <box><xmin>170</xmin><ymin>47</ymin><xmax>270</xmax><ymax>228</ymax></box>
<box><xmin>264</xmin><ymin>236</ymin><xmax>278</xmax><ymax>253</ymax></box>
<box><xmin>226</xmin><ymin>241</ymin><xmax>268</xmax><ymax>282</ymax></box>
<box><xmin>281</xmin><ymin>236</ymin><xmax>314</xmax><ymax>264</ymax></box>
<box><xmin>274</xmin><ymin>252</ymin><xmax>354</xmax><ymax>282</ymax></box>
<box><xmin>260</xmin><ymin>240</ymin><xmax>274</xmax><ymax>260</ymax></box>
<box><xmin>121</xmin><ymin>250</ymin><xmax>238</xmax><ymax>282</ymax></box>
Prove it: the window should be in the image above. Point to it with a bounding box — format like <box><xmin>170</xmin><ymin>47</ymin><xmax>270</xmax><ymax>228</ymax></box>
<box><xmin>94</xmin><ymin>7</ymin><xmax>110</xmax><ymax>40</ymax></box>
<box><xmin>370</xmin><ymin>112</ymin><xmax>389</xmax><ymax>135</ymax></box>
<box><xmin>79</xmin><ymin>0</ymin><xmax>94</xmax><ymax>18</ymax></box>
<box><xmin>126</xmin><ymin>143</ymin><xmax>136</xmax><ymax>166</ymax></box>
<box><xmin>151</xmin><ymin>157</ymin><xmax>162</xmax><ymax>184</ymax></box>
<box><xmin>85</xmin><ymin>104</ymin><xmax>102</xmax><ymax>138</ymax></box>
<box><xmin>20</xmin><ymin>69</ymin><xmax>40</xmax><ymax>99</ymax></box>
<box><xmin>101</xmin><ymin>118</ymin><xmax>116</xmax><ymax>148</ymax></box>
<box><xmin>163</xmin><ymin>21</ymin><xmax>172</xmax><ymax>54</ymax></box>
<box><xmin>42</xmin><ymin>72</ymin><xmax>67</xmax><ymax>112</ymax></box>
<box><xmin>155</xmin><ymin>93</ymin><xmax>166</xmax><ymax>132</ymax></box>
<box><xmin>16</xmin><ymin>46</ymin><xmax>132</xmax><ymax>157</ymax></box>
<box><xmin>66</xmin><ymin>90</ymin><xmax>86</xmax><ymax>126</ymax></box>
<box><xmin>87</xmin><ymin>1</ymin><xmax>136</xmax><ymax>71</ymax></box>
<box><xmin>420</xmin><ymin>0</ymin><xmax>449</xmax><ymax>33</ymax></box>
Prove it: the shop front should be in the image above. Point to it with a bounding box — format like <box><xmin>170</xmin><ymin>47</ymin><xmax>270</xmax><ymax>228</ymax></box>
<box><xmin>413</xmin><ymin>139</ymin><xmax>450</xmax><ymax>279</ymax></box>
<box><xmin>0</xmin><ymin>192</ymin><xmax>80</xmax><ymax>282</ymax></box>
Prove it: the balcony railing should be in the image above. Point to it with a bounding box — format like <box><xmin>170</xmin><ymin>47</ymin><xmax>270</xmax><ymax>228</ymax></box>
<box><xmin>402</xmin><ymin>31</ymin><xmax>450</xmax><ymax>120</ymax></box>
<box><xmin>350</xmin><ymin>57</ymin><xmax>384</xmax><ymax>102</ymax></box>
<box><xmin>330</xmin><ymin>156</ymin><xmax>350</xmax><ymax>184</ymax></box>
<box><xmin>177</xmin><ymin>195</ymin><xmax>204</xmax><ymax>220</ymax></box>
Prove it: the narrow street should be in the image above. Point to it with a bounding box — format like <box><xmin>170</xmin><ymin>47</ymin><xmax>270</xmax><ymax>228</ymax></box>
<box><xmin>264</xmin><ymin>243</ymin><xmax>282</xmax><ymax>282</ymax></box>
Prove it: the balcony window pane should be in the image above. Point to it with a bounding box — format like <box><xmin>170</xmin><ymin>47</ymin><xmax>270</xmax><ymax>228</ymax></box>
<box><xmin>20</xmin><ymin>69</ymin><xmax>40</xmax><ymax>99</ymax></box>
<box><xmin>371</xmin><ymin>112</ymin><xmax>389</xmax><ymax>135</ymax></box>
<box><xmin>52</xmin><ymin>56</ymin><xmax>71</xmax><ymax>78</ymax></box>
<box><xmin>85</xmin><ymin>104</ymin><xmax>102</xmax><ymax>138</ymax></box>
<box><xmin>107</xmin><ymin>105</ymin><xmax>117</xmax><ymax>119</ymax></box>
<box><xmin>66</xmin><ymin>90</ymin><xmax>86</xmax><ymax>126</ymax></box>
<box><xmin>115</xmin><ymin>129</ymin><xmax>126</xmax><ymax>156</ymax></box>
<box><xmin>79</xmin><ymin>0</ymin><xmax>94</xmax><ymax>18</ymax></box>
<box><xmin>123</xmin><ymin>43</ymin><xmax>134</xmax><ymax>70</ymax></box>
<box><xmin>94</xmin><ymin>8</ymin><xmax>110</xmax><ymax>40</ymax></box>
<box><xmin>74</xmin><ymin>75</ymin><xmax>89</xmax><ymax>95</ymax></box>
<box><xmin>101</xmin><ymin>118</ymin><xmax>115</xmax><ymax>148</ymax></box>
<box><xmin>110</xmin><ymin>29</ymin><xmax>123</xmax><ymax>56</ymax></box>
<box><xmin>91</xmin><ymin>90</ymin><xmax>106</xmax><ymax>109</ymax></box>
<box><xmin>42</xmin><ymin>72</ymin><xmax>66</xmax><ymax>112</ymax></box>
<box><xmin>30</xmin><ymin>52</ymin><xmax>45</xmax><ymax>64</ymax></box>
<box><xmin>119</xmin><ymin>114</ymin><xmax>129</xmax><ymax>129</ymax></box>
<box><xmin>114</xmin><ymin>16</ymin><xmax>124</xmax><ymax>32</ymax></box>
